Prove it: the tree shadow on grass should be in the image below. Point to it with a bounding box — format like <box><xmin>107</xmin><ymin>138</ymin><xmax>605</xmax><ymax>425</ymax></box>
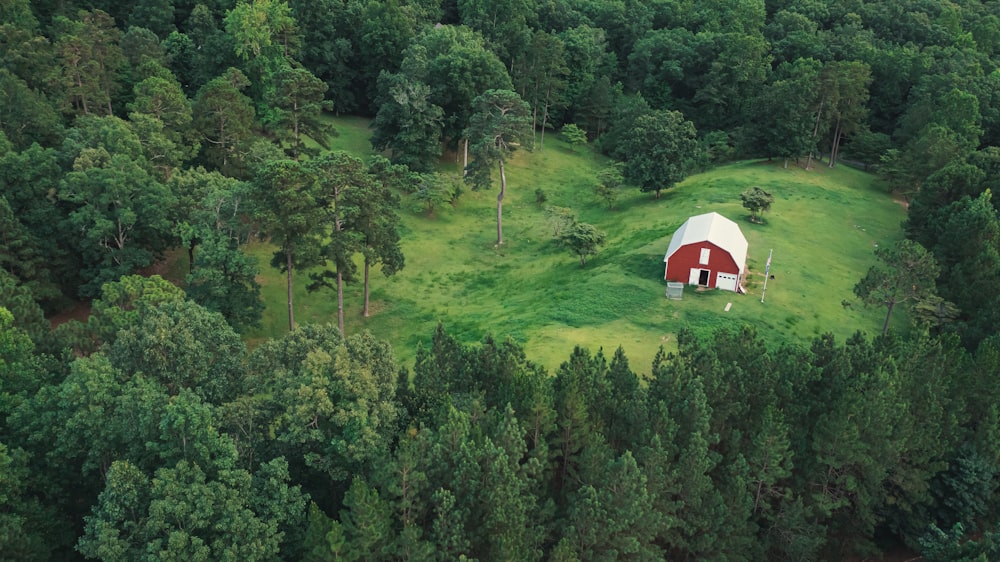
<box><xmin>618</xmin><ymin>253</ymin><xmax>666</xmax><ymax>281</ymax></box>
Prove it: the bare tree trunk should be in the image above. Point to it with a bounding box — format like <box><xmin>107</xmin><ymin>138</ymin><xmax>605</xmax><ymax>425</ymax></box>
<box><xmin>293</xmin><ymin>103</ymin><xmax>301</xmax><ymax>160</ymax></box>
<box><xmin>829</xmin><ymin>116</ymin><xmax>842</xmax><ymax>168</ymax></box>
<box><xmin>497</xmin><ymin>158</ymin><xmax>506</xmax><ymax>245</ymax></box>
<box><xmin>220</xmin><ymin>119</ymin><xmax>228</xmax><ymax>169</ymax></box>
<box><xmin>337</xmin><ymin>270</ymin><xmax>345</xmax><ymax>335</ymax></box>
<box><xmin>806</xmin><ymin>94</ymin><xmax>826</xmax><ymax>170</ymax></box>
<box><xmin>541</xmin><ymin>84</ymin><xmax>552</xmax><ymax>149</ymax></box>
<box><xmin>363</xmin><ymin>256</ymin><xmax>371</xmax><ymax>318</ymax></box>
<box><xmin>286</xmin><ymin>248</ymin><xmax>295</xmax><ymax>331</ymax></box>
<box><xmin>882</xmin><ymin>300</ymin><xmax>895</xmax><ymax>336</ymax></box>
<box><xmin>77</xmin><ymin>74</ymin><xmax>90</xmax><ymax>115</ymax></box>
<box><xmin>753</xmin><ymin>479</ymin><xmax>764</xmax><ymax>515</ymax></box>
<box><xmin>463</xmin><ymin>139</ymin><xmax>469</xmax><ymax>175</ymax></box>
<box><xmin>531</xmin><ymin>103</ymin><xmax>538</xmax><ymax>148</ymax></box>
<box><xmin>530</xmin><ymin>73</ymin><xmax>540</xmax><ymax>148</ymax></box>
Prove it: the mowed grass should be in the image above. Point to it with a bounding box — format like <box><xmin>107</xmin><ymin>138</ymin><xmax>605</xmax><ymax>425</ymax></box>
<box><xmin>244</xmin><ymin>117</ymin><xmax>908</xmax><ymax>374</ymax></box>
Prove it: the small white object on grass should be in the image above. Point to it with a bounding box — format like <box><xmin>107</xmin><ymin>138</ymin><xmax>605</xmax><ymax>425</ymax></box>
<box><xmin>724</xmin><ymin>302</ymin><xmax>732</xmax><ymax>312</ymax></box>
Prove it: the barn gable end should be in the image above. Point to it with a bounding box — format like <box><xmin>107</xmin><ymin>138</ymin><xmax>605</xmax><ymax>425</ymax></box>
<box><xmin>663</xmin><ymin>212</ymin><xmax>748</xmax><ymax>291</ymax></box>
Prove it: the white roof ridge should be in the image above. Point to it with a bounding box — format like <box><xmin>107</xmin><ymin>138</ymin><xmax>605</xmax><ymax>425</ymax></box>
<box><xmin>664</xmin><ymin>212</ymin><xmax>748</xmax><ymax>275</ymax></box>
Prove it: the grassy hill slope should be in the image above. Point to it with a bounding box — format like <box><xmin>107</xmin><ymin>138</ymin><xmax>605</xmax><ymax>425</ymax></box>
<box><xmin>246</xmin><ymin>117</ymin><xmax>908</xmax><ymax>374</ymax></box>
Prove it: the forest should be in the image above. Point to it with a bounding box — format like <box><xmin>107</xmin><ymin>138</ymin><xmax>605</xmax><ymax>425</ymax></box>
<box><xmin>3</xmin><ymin>0</ymin><xmax>1000</xmax><ymax>560</ymax></box>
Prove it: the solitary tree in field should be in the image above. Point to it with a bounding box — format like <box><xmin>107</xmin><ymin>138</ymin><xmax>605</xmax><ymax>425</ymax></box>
<box><xmin>854</xmin><ymin>240</ymin><xmax>940</xmax><ymax>336</ymax></box>
<box><xmin>558</xmin><ymin>222</ymin><xmax>607</xmax><ymax>267</ymax></box>
<box><xmin>561</xmin><ymin>124</ymin><xmax>587</xmax><ymax>152</ymax></box>
<box><xmin>740</xmin><ymin>186</ymin><xmax>774</xmax><ymax>223</ymax></box>
<box><xmin>465</xmin><ymin>89</ymin><xmax>533</xmax><ymax>246</ymax></box>
<box><xmin>615</xmin><ymin>109</ymin><xmax>699</xmax><ymax>198</ymax></box>
<box><xmin>596</xmin><ymin>163</ymin><xmax>625</xmax><ymax>210</ymax></box>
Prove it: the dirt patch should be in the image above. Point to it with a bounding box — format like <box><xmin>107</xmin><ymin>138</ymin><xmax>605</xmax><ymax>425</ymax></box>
<box><xmin>49</xmin><ymin>300</ymin><xmax>92</xmax><ymax>329</ymax></box>
<box><xmin>48</xmin><ymin>248</ymin><xmax>190</xmax><ymax>329</ymax></box>
<box><xmin>137</xmin><ymin>248</ymin><xmax>188</xmax><ymax>285</ymax></box>
<box><xmin>362</xmin><ymin>300</ymin><xmax>389</xmax><ymax>317</ymax></box>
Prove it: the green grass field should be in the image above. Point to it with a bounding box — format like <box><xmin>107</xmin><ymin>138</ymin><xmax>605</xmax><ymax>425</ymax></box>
<box><xmin>244</xmin><ymin>117</ymin><xmax>908</xmax><ymax>374</ymax></box>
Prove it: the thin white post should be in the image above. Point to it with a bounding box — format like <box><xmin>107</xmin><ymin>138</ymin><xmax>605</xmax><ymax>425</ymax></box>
<box><xmin>761</xmin><ymin>249</ymin><xmax>773</xmax><ymax>303</ymax></box>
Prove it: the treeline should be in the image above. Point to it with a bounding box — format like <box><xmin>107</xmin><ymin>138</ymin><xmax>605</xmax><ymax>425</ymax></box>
<box><xmin>2</xmin><ymin>279</ymin><xmax>1000</xmax><ymax>560</ymax></box>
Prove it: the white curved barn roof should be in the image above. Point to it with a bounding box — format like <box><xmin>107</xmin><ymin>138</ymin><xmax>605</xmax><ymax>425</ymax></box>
<box><xmin>663</xmin><ymin>212</ymin><xmax>748</xmax><ymax>274</ymax></box>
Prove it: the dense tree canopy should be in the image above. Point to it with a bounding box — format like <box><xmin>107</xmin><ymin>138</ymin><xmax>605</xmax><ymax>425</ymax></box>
<box><xmin>2</xmin><ymin>1</ymin><xmax>1000</xmax><ymax>560</ymax></box>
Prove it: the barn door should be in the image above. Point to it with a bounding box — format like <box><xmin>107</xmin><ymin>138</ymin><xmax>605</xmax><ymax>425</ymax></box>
<box><xmin>689</xmin><ymin>268</ymin><xmax>701</xmax><ymax>285</ymax></box>
<box><xmin>698</xmin><ymin>269</ymin><xmax>710</xmax><ymax>285</ymax></box>
<box><xmin>716</xmin><ymin>272</ymin><xmax>738</xmax><ymax>291</ymax></box>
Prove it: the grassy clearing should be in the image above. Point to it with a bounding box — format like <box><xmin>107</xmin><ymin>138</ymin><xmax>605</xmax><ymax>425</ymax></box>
<box><xmin>244</xmin><ymin>117</ymin><xmax>907</xmax><ymax>374</ymax></box>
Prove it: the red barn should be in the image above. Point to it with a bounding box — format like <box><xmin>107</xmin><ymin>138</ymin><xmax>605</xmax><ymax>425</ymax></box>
<box><xmin>663</xmin><ymin>212</ymin><xmax>748</xmax><ymax>292</ymax></box>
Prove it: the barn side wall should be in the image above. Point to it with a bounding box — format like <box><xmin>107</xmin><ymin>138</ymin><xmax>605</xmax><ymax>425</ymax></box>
<box><xmin>665</xmin><ymin>241</ymin><xmax>739</xmax><ymax>288</ymax></box>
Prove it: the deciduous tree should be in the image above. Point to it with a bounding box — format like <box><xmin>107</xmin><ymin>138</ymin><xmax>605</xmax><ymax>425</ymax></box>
<box><xmin>557</xmin><ymin>222</ymin><xmax>607</xmax><ymax>267</ymax></box>
<box><xmin>560</xmin><ymin>123</ymin><xmax>587</xmax><ymax>151</ymax></box>
<box><xmin>59</xmin><ymin>148</ymin><xmax>175</xmax><ymax>297</ymax></box>
<box><xmin>615</xmin><ymin>109</ymin><xmax>699</xmax><ymax>198</ymax></box>
<box><xmin>740</xmin><ymin>186</ymin><xmax>774</xmax><ymax>223</ymax></box>
<box><xmin>595</xmin><ymin>163</ymin><xmax>624</xmax><ymax>210</ymax></box>
<box><xmin>371</xmin><ymin>72</ymin><xmax>444</xmax><ymax>172</ymax></box>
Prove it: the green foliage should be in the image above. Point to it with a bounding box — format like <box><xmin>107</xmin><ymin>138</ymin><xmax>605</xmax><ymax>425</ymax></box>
<box><xmin>371</xmin><ymin>73</ymin><xmax>444</xmax><ymax>172</ymax></box>
<box><xmin>397</xmin><ymin>25</ymin><xmax>513</xmax><ymax>145</ymax></box>
<box><xmin>186</xmin><ymin>231</ymin><xmax>264</xmax><ymax>332</ymax></box>
<box><xmin>268</xmin><ymin>65</ymin><xmax>335</xmax><ymax>159</ymax></box>
<box><xmin>0</xmin><ymin>261</ymin><xmax>50</xmax><ymax>346</ymax></box>
<box><xmin>557</xmin><ymin>221</ymin><xmax>607</xmax><ymax>267</ymax></box>
<box><xmin>560</xmin><ymin>123</ymin><xmax>587</xmax><ymax>151</ymax></box>
<box><xmin>302</xmin><ymin>502</ymin><xmax>346</xmax><ymax>561</ymax></box>
<box><xmin>79</xmin><ymin>458</ymin><xmax>305</xmax><ymax>561</ymax></box>
<box><xmin>740</xmin><ymin>186</ymin><xmax>774</xmax><ymax>223</ymax></box>
<box><xmin>107</xmin><ymin>299</ymin><xmax>247</xmax><ymax>403</ymax></box>
<box><xmin>252</xmin><ymin>326</ymin><xmax>400</xmax><ymax>484</ymax></box>
<box><xmin>465</xmin><ymin>90</ymin><xmax>534</xmax><ymax>191</ymax></box>
<box><xmin>224</xmin><ymin>0</ymin><xmax>297</xmax><ymax>62</ymax></box>
<box><xmin>59</xmin><ymin>148</ymin><xmax>176</xmax><ymax>297</ymax></box>
<box><xmin>411</xmin><ymin>173</ymin><xmax>457</xmax><ymax>215</ymax></box>
<box><xmin>51</xmin><ymin>10</ymin><xmax>125</xmax><ymax>117</ymax></box>
<box><xmin>614</xmin><ymin>109</ymin><xmax>699</xmax><ymax>198</ymax></box>
<box><xmin>252</xmin><ymin>157</ymin><xmax>325</xmax><ymax>330</ymax></box>
<box><xmin>854</xmin><ymin>240</ymin><xmax>941</xmax><ymax>336</ymax></box>
<box><xmin>193</xmin><ymin>68</ymin><xmax>256</xmax><ymax>175</ymax></box>
<box><xmin>0</xmin><ymin>191</ymin><xmax>60</xmax><ymax>302</ymax></box>
<box><xmin>0</xmin><ymin>70</ymin><xmax>63</xmax><ymax>150</ymax></box>
<box><xmin>87</xmin><ymin>274</ymin><xmax>185</xmax><ymax>346</ymax></box>
<box><xmin>534</xmin><ymin>188</ymin><xmax>547</xmax><ymax>204</ymax></box>
<box><xmin>919</xmin><ymin>522</ymin><xmax>1000</xmax><ymax>562</ymax></box>
<box><xmin>465</xmin><ymin>89</ymin><xmax>533</xmax><ymax>245</ymax></box>
<box><xmin>594</xmin><ymin>163</ymin><xmax>624</xmax><ymax>209</ymax></box>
